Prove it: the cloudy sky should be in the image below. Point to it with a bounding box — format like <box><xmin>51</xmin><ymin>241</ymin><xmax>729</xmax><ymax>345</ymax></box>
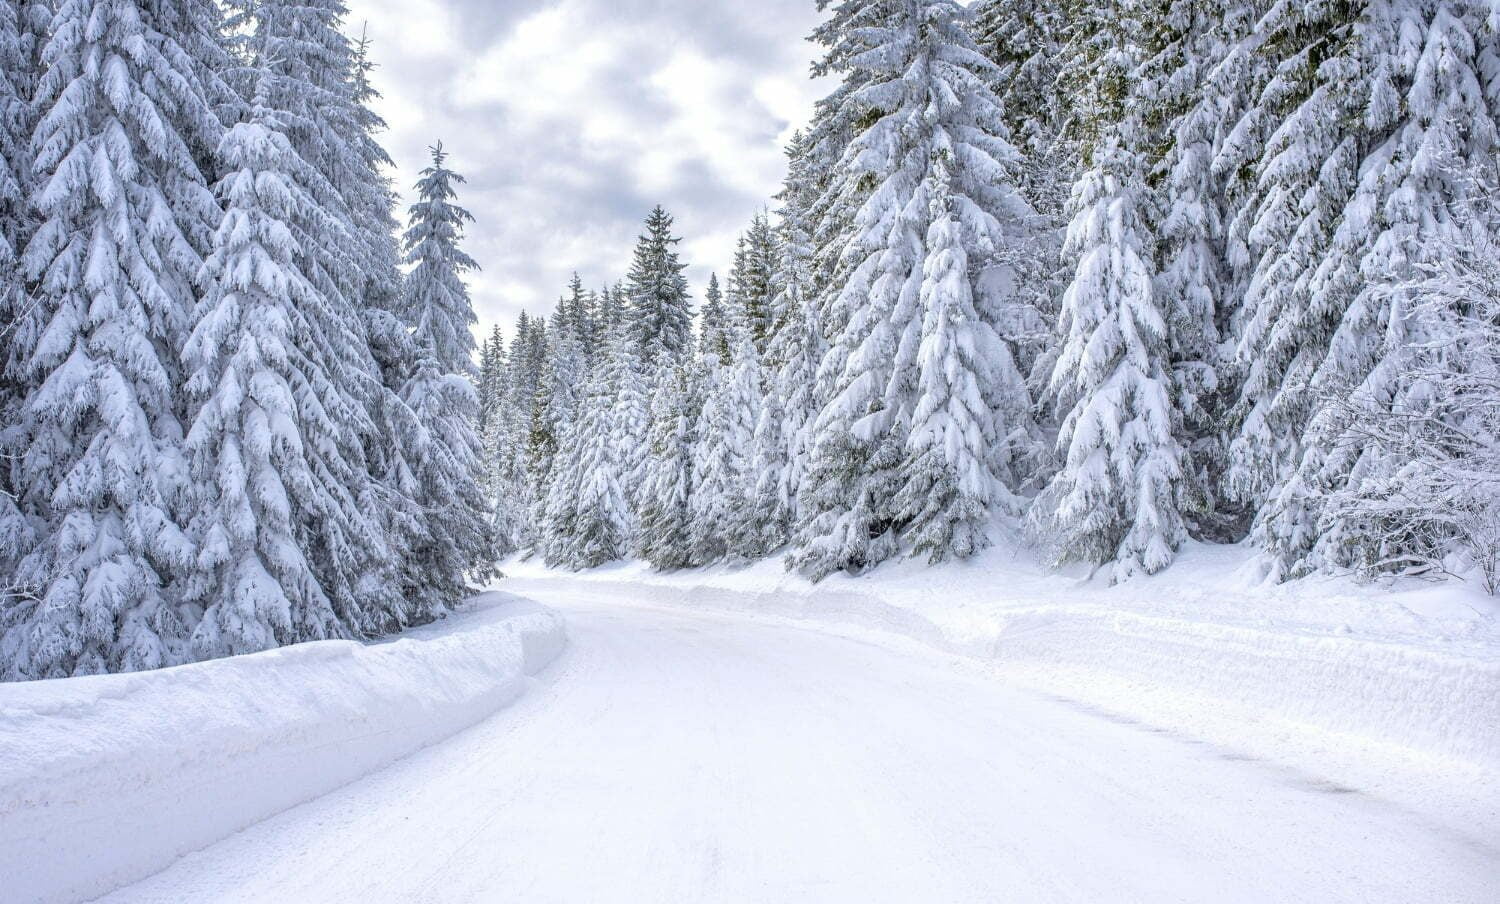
<box><xmin>343</xmin><ymin>0</ymin><xmax>832</xmax><ymax>332</ymax></box>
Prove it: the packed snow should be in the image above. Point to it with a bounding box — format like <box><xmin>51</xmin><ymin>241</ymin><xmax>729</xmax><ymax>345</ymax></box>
<box><xmin>505</xmin><ymin>541</ymin><xmax>1500</xmax><ymax>826</ymax></box>
<box><xmin>85</xmin><ymin>586</ymin><xmax>1498</xmax><ymax>904</ymax></box>
<box><xmin>0</xmin><ymin>594</ymin><xmax>564</xmax><ymax>904</ymax></box>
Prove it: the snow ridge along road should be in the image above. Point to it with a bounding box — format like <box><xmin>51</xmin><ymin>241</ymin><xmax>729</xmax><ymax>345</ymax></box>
<box><xmin>99</xmin><ymin>586</ymin><xmax>1496</xmax><ymax>904</ymax></box>
<box><xmin>0</xmin><ymin>593</ymin><xmax>565</xmax><ymax>904</ymax></box>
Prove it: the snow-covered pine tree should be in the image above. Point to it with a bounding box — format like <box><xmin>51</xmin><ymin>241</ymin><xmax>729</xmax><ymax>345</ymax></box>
<box><xmin>396</xmin><ymin>142</ymin><xmax>494</xmax><ymax>613</ymax></box>
<box><xmin>532</xmin><ymin>294</ymin><xmax>586</xmax><ymax>509</ymax></box>
<box><xmin>1</xmin><ymin>0</ymin><xmax>227</xmax><ymax>677</ymax></box>
<box><xmin>562</xmin><ymin>272</ymin><xmax>600</xmax><ymax>368</ymax></box>
<box><xmin>541</xmin><ymin>363</ymin><xmax>630</xmax><ymax>570</ymax></box>
<box><xmin>602</xmin><ymin>324</ymin><xmax>652</xmax><ymax>524</ymax></box>
<box><xmin>1140</xmin><ymin>0</ymin><xmax>1239</xmax><ymax>540</ymax></box>
<box><xmin>625</xmin><ymin>205</ymin><xmax>693</xmax><ymax>366</ymax></box>
<box><xmin>791</xmin><ymin>0</ymin><xmax>1039</xmax><ymax>577</ymax></box>
<box><xmin>1246</xmin><ymin>0</ymin><xmax>1500</xmax><ymax>579</ymax></box>
<box><xmin>488</xmin><ymin>313</ymin><xmax>539</xmax><ymax>553</ymax></box>
<box><xmin>1319</xmin><ymin>230</ymin><xmax>1500</xmax><ymax>593</ymax></box>
<box><xmin>729</xmin><ymin>212</ymin><xmax>777</xmax><ymax>356</ymax></box>
<box><xmin>477</xmin><ymin>325</ymin><xmax>505</xmax><ymax>435</ymax></box>
<box><xmin>635</xmin><ymin>362</ymin><xmax>695</xmax><ymax>569</ymax></box>
<box><xmin>402</xmin><ymin>143</ymin><xmax>479</xmax><ymax>376</ymax></box>
<box><xmin>0</xmin><ymin>0</ymin><xmax>46</xmax><ymax>596</ymax></box>
<box><xmin>973</xmin><ymin>0</ymin><xmax>1070</xmax><ymax>184</ymax></box>
<box><xmin>181</xmin><ymin>77</ymin><xmax>361</xmax><ymax>657</ymax></box>
<box><xmin>699</xmin><ymin>273</ymin><xmax>731</xmax><ymax>366</ymax></box>
<box><xmin>1032</xmin><ymin>2</ymin><xmax>1186</xmax><ymax>582</ymax></box>
<box><xmin>748</xmin><ymin>136</ymin><xmax>823</xmax><ymax>555</ymax></box>
<box><xmin>690</xmin><ymin>327</ymin><xmax>762</xmax><ymax>564</ymax></box>
<box><xmin>229</xmin><ymin>0</ymin><xmax>405</xmax><ymax>628</ymax></box>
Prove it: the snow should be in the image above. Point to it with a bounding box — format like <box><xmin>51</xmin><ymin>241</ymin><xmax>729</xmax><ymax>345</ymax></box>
<box><xmin>0</xmin><ymin>593</ymin><xmax>565</xmax><ymax>904</ymax></box>
<box><xmin>502</xmin><ymin>539</ymin><xmax>1500</xmax><ymax>829</ymax></box>
<box><xmin>90</xmin><ymin>588</ymin><xmax>1498</xmax><ymax>903</ymax></box>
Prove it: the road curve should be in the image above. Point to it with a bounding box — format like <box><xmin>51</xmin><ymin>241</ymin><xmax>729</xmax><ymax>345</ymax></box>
<box><xmin>101</xmin><ymin>588</ymin><xmax>1496</xmax><ymax>904</ymax></box>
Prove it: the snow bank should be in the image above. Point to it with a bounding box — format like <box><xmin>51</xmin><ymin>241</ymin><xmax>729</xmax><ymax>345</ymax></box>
<box><xmin>0</xmin><ymin>592</ymin><xmax>565</xmax><ymax>904</ymax></box>
<box><xmin>503</xmin><ymin>542</ymin><xmax>1500</xmax><ymax>771</ymax></box>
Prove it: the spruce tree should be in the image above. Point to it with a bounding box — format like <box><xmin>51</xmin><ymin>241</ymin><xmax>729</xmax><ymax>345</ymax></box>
<box><xmin>1242</xmin><ymin>0</ymin><xmax>1500</xmax><ymax>578</ymax></box>
<box><xmin>396</xmin><ymin>143</ymin><xmax>494</xmax><ymax>612</ymax></box>
<box><xmin>604</xmin><ymin>328</ymin><xmax>652</xmax><ymax>525</ymax></box>
<box><xmin>728</xmin><ymin>213</ymin><xmax>777</xmax><ymax>356</ymax></box>
<box><xmin>636</xmin><ymin>363</ymin><xmax>695</xmax><ymax>569</ymax></box>
<box><xmin>0</xmin><ymin>0</ymin><xmax>47</xmax><ymax>597</ymax></box>
<box><xmin>625</xmin><ymin>206</ymin><xmax>693</xmax><ymax>366</ymax></box>
<box><xmin>1033</xmin><ymin>4</ymin><xmax>1185</xmax><ymax>581</ymax></box>
<box><xmin>699</xmin><ymin>273</ymin><xmax>730</xmax><ymax>366</ymax></box>
<box><xmin>690</xmin><ymin>330</ymin><xmax>762</xmax><ymax>563</ymax></box>
<box><xmin>792</xmin><ymin>0</ymin><xmax>1039</xmax><ymax>576</ymax></box>
<box><xmin>230</xmin><ymin>0</ymin><xmax>405</xmax><ymax>626</ymax></box>
<box><xmin>2</xmin><ymin>0</ymin><xmax>226</xmax><ymax>677</ymax></box>
<box><xmin>542</xmin><ymin>364</ymin><xmax>629</xmax><ymax>569</ymax></box>
<box><xmin>182</xmin><ymin>78</ymin><xmax>358</xmax><ymax>657</ymax></box>
<box><xmin>747</xmin><ymin>132</ymin><xmax>823</xmax><ymax>556</ymax></box>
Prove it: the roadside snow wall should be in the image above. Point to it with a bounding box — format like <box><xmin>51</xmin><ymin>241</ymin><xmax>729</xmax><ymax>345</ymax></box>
<box><xmin>0</xmin><ymin>593</ymin><xmax>566</xmax><ymax>904</ymax></box>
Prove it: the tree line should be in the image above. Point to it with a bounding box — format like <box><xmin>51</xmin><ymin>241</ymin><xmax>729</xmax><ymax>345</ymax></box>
<box><xmin>0</xmin><ymin>0</ymin><xmax>491</xmax><ymax>679</ymax></box>
<box><xmin>480</xmin><ymin>0</ymin><xmax>1500</xmax><ymax>592</ymax></box>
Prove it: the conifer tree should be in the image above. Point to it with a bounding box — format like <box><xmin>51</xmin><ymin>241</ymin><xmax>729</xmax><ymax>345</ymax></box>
<box><xmin>0</xmin><ymin>0</ymin><xmax>47</xmax><ymax>597</ymax></box>
<box><xmin>396</xmin><ymin>143</ymin><xmax>493</xmax><ymax>611</ymax></box>
<box><xmin>636</xmin><ymin>363</ymin><xmax>695</xmax><ymax>569</ymax></box>
<box><xmin>1033</xmin><ymin>4</ymin><xmax>1185</xmax><ymax>581</ymax></box>
<box><xmin>542</xmin><ymin>364</ymin><xmax>629</xmax><ymax>569</ymax></box>
<box><xmin>699</xmin><ymin>273</ymin><xmax>730</xmax><ymax>366</ymax></box>
<box><xmin>2</xmin><ymin>0</ymin><xmax>227</xmax><ymax>677</ymax></box>
<box><xmin>625</xmin><ymin>206</ymin><xmax>693</xmax><ymax>366</ymax></box>
<box><xmin>181</xmin><ymin>77</ymin><xmax>360</xmax><ymax>657</ymax></box>
<box><xmin>691</xmin><ymin>330</ymin><xmax>762</xmax><ymax>563</ymax></box>
<box><xmin>605</xmin><ymin>328</ymin><xmax>652</xmax><ymax>523</ymax></box>
<box><xmin>1238</xmin><ymin>0</ymin><xmax>1500</xmax><ymax>578</ymax></box>
<box><xmin>729</xmin><ymin>213</ymin><xmax>777</xmax><ymax>356</ymax></box>
<box><xmin>749</xmin><ymin>145</ymin><xmax>822</xmax><ymax>555</ymax></box>
<box><xmin>792</xmin><ymin>0</ymin><xmax>1039</xmax><ymax>577</ymax></box>
<box><xmin>229</xmin><ymin>0</ymin><xmax>405</xmax><ymax>625</ymax></box>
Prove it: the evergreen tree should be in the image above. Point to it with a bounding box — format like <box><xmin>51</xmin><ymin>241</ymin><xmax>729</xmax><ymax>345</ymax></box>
<box><xmin>636</xmin><ymin>363</ymin><xmax>695</xmax><ymax>569</ymax></box>
<box><xmin>1033</xmin><ymin>4</ymin><xmax>1185</xmax><ymax>581</ymax></box>
<box><xmin>230</xmin><ymin>0</ymin><xmax>404</xmax><ymax>625</ymax></box>
<box><xmin>0</xmin><ymin>0</ymin><xmax>48</xmax><ymax>599</ymax></box>
<box><xmin>605</xmin><ymin>327</ymin><xmax>652</xmax><ymax>524</ymax></box>
<box><xmin>542</xmin><ymin>364</ymin><xmax>629</xmax><ymax>569</ymax></box>
<box><xmin>690</xmin><ymin>330</ymin><xmax>762</xmax><ymax>563</ymax></box>
<box><xmin>1</xmin><ymin>0</ymin><xmax>227</xmax><ymax>677</ymax></box>
<box><xmin>699</xmin><ymin>273</ymin><xmax>730</xmax><ymax>366</ymax></box>
<box><xmin>396</xmin><ymin>143</ymin><xmax>493</xmax><ymax>612</ymax></box>
<box><xmin>181</xmin><ymin>77</ymin><xmax>361</xmax><ymax>658</ymax></box>
<box><xmin>728</xmin><ymin>212</ymin><xmax>777</xmax><ymax>356</ymax></box>
<box><xmin>1241</xmin><ymin>0</ymin><xmax>1500</xmax><ymax>578</ymax></box>
<box><xmin>749</xmin><ymin>144</ymin><xmax>822</xmax><ymax>555</ymax></box>
<box><xmin>625</xmin><ymin>205</ymin><xmax>693</xmax><ymax>366</ymax></box>
<box><xmin>476</xmin><ymin>325</ymin><xmax>505</xmax><ymax>435</ymax></box>
<box><xmin>402</xmin><ymin>143</ymin><xmax>479</xmax><ymax>375</ymax></box>
<box><xmin>1144</xmin><ymin>0</ymin><xmax>1240</xmax><ymax>541</ymax></box>
<box><xmin>792</xmin><ymin>0</ymin><xmax>1039</xmax><ymax>576</ymax></box>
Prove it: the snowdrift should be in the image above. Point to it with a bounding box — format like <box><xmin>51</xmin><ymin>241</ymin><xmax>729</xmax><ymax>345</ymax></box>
<box><xmin>504</xmin><ymin>542</ymin><xmax>1500</xmax><ymax>771</ymax></box>
<box><xmin>0</xmin><ymin>592</ymin><xmax>566</xmax><ymax>904</ymax></box>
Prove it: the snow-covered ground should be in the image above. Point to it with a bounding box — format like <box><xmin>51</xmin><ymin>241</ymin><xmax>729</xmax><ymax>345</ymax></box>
<box><xmin>0</xmin><ymin>593</ymin><xmax>565</xmax><ymax>904</ymax></box>
<box><xmin>503</xmin><ymin>540</ymin><xmax>1500</xmax><ymax>834</ymax></box>
<box><xmin>91</xmin><ymin>588</ymin><xmax>1496</xmax><ymax>903</ymax></box>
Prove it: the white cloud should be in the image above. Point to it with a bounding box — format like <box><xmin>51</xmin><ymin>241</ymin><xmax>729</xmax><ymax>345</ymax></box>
<box><xmin>345</xmin><ymin>0</ymin><xmax>830</xmax><ymax>333</ymax></box>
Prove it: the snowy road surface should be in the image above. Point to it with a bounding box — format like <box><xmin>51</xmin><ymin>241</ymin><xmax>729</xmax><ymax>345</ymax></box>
<box><xmin>101</xmin><ymin>589</ymin><xmax>1497</xmax><ymax>904</ymax></box>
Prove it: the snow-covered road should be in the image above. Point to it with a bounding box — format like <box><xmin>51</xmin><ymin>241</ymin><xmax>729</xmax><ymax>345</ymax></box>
<box><xmin>101</xmin><ymin>589</ymin><xmax>1496</xmax><ymax>904</ymax></box>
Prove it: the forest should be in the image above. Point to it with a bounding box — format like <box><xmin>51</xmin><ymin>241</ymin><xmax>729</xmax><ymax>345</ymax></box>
<box><xmin>2</xmin><ymin>0</ymin><xmax>1498</xmax><ymax>679</ymax></box>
